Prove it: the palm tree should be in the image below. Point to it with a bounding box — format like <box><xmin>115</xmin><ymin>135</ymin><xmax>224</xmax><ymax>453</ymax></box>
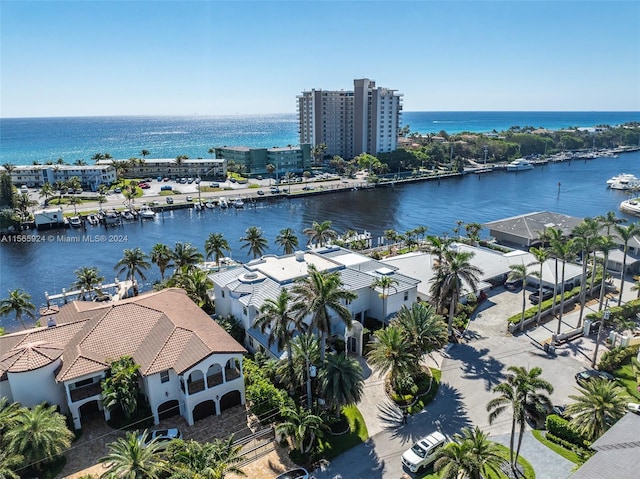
<box><xmin>115</xmin><ymin>248</ymin><xmax>150</xmax><ymax>296</ymax></box>
<box><xmin>529</xmin><ymin>246</ymin><xmax>548</xmax><ymax>325</ymax></box>
<box><xmin>239</xmin><ymin>226</ymin><xmax>267</xmax><ymax>259</ymax></box>
<box><xmin>430</xmin><ymin>249</ymin><xmax>482</xmax><ymax>337</ymax></box>
<box><xmin>209</xmin><ymin>435</ymin><xmax>246</xmax><ymax>478</ymax></box>
<box><xmin>367</xmin><ymin>325</ymin><xmax>419</xmax><ymax>393</ymax></box>
<box><xmin>254</xmin><ymin>288</ymin><xmax>305</xmax><ymax>381</ymax></box>
<box><xmin>434</xmin><ymin>426</ymin><xmax>504</xmax><ymax>479</ymax></box>
<box><xmin>393</xmin><ymin>302</ymin><xmax>448</xmax><ymax>358</ymax></box>
<box><xmin>572</xmin><ymin>220</ymin><xmax>601</xmax><ymax>328</ymax></box>
<box><xmin>275</xmin><ymin>404</ymin><xmax>324</xmax><ymax>454</ymax></box>
<box><xmin>487</xmin><ymin>366</ymin><xmax>553</xmax><ymax>474</ymax></box>
<box><xmin>0</xmin><ymin>398</ymin><xmax>23</xmax><ymax>479</ymax></box>
<box><xmin>0</xmin><ymin>448</ymin><xmax>22</xmax><ymax>479</ymax></box>
<box><xmin>539</xmin><ymin>226</ymin><xmax>563</xmax><ymax>314</ymax></box>
<box><xmin>615</xmin><ymin>223</ymin><xmax>640</xmax><ymax>304</ymax></box>
<box><xmin>552</xmin><ymin>238</ymin><xmax>576</xmax><ymax>335</ymax></box>
<box><xmin>318</xmin><ymin>352</ymin><xmax>364</xmax><ymax>417</ymax></box>
<box><xmin>275</xmin><ymin>227</ymin><xmax>299</xmax><ymax>255</ymax></box>
<box><xmin>15</xmin><ymin>193</ymin><xmax>37</xmax><ymax>221</ymax></box>
<box><xmin>566</xmin><ymin>378</ymin><xmax>630</xmax><ymax>441</ymax></box>
<box><xmin>67</xmin><ymin>195</ymin><xmax>81</xmax><ymax>216</ymax></box>
<box><xmin>38</xmin><ymin>182</ymin><xmax>54</xmax><ymax>204</ymax></box>
<box><xmin>597</xmin><ymin>210</ymin><xmax>626</xmax><ymax>236</ymax></box>
<box><xmin>101</xmin><ymin>356</ymin><xmax>141</xmax><ymax>420</ymax></box>
<box><xmin>291</xmin><ymin>265</ymin><xmax>357</xmax><ymax>363</ymax></box>
<box><xmin>150</xmin><ymin>243</ymin><xmax>174</xmax><ymax>281</ymax></box>
<box><xmin>0</xmin><ymin>288</ymin><xmax>36</xmax><ymax>329</ymax></box>
<box><xmin>204</xmin><ymin>233</ymin><xmax>231</xmax><ymax>267</ymax></box>
<box><xmin>371</xmin><ymin>275</ymin><xmax>399</xmax><ymax>321</ymax></box>
<box><xmin>383</xmin><ymin>229</ymin><xmax>399</xmax><ymax>253</ymax></box>
<box><xmin>5</xmin><ymin>403</ymin><xmax>74</xmax><ymax>474</ymax></box>
<box><xmin>73</xmin><ymin>266</ymin><xmax>104</xmax><ymax>300</ymax></box>
<box><xmin>278</xmin><ymin>333</ymin><xmax>321</xmax><ymax>394</ymax></box>
<box><xmin>507</xmin><ymin>262</ymin><xmax>532</xmax><ymax>332</ymax></box>
<box><xmin>303</xmin><ymin>220</ymin><xmax>338</xmax><ymax>247</ymax></box>
<box><xmin>597</xmin><ymin>236</ymin><xmax>617</xmax><ymax>311</ymax></box>
<box><xmin>172</xmin><ymin>241</ymin><xmax>204</xmax><ymax>272</ymax></box>
<box><xmin>266</xmin><ymin>164</ymin><xmax>275</xmax><ymax>185</ymax></box>
<box><xmin>99</xmin><ymin>430</ymin><xmax>165</xmax><ymax>479</ymax></box>
<box><xmin>169</xmin><ymin>267</ymin><xmax>214</xmax><ymax>312</ymax></box>
<box><xmin>140</xmin><ymin>149</ymin><xmax>150</xmax><ymax>160</ymax></box>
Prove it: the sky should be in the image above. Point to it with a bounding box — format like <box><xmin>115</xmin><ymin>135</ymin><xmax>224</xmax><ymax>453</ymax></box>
<box><xmin>1</xmin><ymin>0</ymin><xmax>639</xmax><ymax>118</ymax></box>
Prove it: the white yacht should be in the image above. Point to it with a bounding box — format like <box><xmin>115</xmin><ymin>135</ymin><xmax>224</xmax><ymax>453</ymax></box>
<box><xmin>232</xmin><ymin>198</ymin><xmax>245</xmax><ymax>208</ymax></box>
<box><xmin>607</xmin><ymin>173</ymin><xmax>639</xmax><ymax>190</ymax></box>
<box><xmin>219</xmin><ymin>197</ymin><xmax>228</xmax><ymax>208</ymax></box>
<box><xmin>620</xmin><ymin>198</ymin><xmax>640</xmax><ymax>216</ymax></box>
<box><xmin>505</xmin><ymin>158</ymin><xmax>534</xmax><ymax>171</ymax></box>
<box><xmin>139</xmin><ymin>206</ymin><xmax>156</xmax><ymax>219</ymax></box>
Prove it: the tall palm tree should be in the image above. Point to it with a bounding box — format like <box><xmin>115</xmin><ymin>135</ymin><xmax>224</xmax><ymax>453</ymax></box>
<box><xmin>140</xmin><ymin>149</ymin><xmax>150</xmax><ymax>160</ymax></box>
<box><xmin>367</xmin><ymin>325</ymin><xmax>419</xmax><ymax>393</ymax></box>
<box><xmin>204</xmin><ymin>233</ymin><xmax>231</xmax><ymax>267</ymax></box>
<box><xmin>430</xmin><ymin>249</ymin><xmax>482</xmax><ymax>337</ymax></box>
<box><xmin>371</xmin><ymin>275</ymin><xmax>399</xmax><ymax>321</ymax></box>
<box><xmin>539</xmin><ymin>226</ymin><xmax>563</xmax><ymax>314</ymax></box>
<box><xmin>150</xmin><ymin>243</ymin><xmax>174</xmax><ymax>280</ymax></box>
<box><xmin>615</xmin><ymin>223</ymin><xmax>640</xmax><ymax>304</ymax></box>
<box><xmin>486</xmin><ymin>366</ymin><xmax>553</xmax><ymax>474</ymax></box>
<box><xmin>172</xmin><ymin>241</ymin><xmax>204</xmax><ymax>272</ymax></box>
<box><xmin>275</xmin><ymin>404</ymin><xmax>324</xmax><ymax>454</ymax></box>
<box><xmin>507</xmin><ymin>262</ymin><xmax>532</xmax><ymax>332</ymax></box>
<box><xmin>99</xmin><ymin>430</ymin><xmax>165</xmax><ymax>479</ymax></box>
<box><xmin>597</xmin><ymin>210</ymin><xmax>626</xmax><ymax>236</ymax></box>
<box><xmin>434</xmin><ymin>426</ymin><xmax>504</xmax><ymax>479</ymax></box>
<box><xmin>255</xmin><ymin>288</ymin><xmax>306</xmax><ymax>381</ymax></box>
<box><xmin>114</xmin><ymin>247</ymin><xmax>150</xmax><ymax>296</ymax></box>
<box><xmin>5</xmin><ymin>403</ymin><xmax>74</xmax><ymax>474</ymax></box>
<box><xmin>291</xmin><ymin>265</ymin><xmax>357</xmax><ymax>363</ymax></box>
<box><xmin>529</xmin><ymin>246</ymin><xmax>548</xmax><ymax>325</ymax></box>
<box><xmin>169</xmin><ymin>267</ymin><xmax>214</xmax><ymax>312</ymax></box>
<box><xmin>303</xmin><ymin>220</ymin><xmax>338</xmax><ymax>247</ymax></box>
<box><xmin>239</xmin><ymin>226</ymin><xmax>267</xmax><ymax>259</ymax></box>
<box><xmin>393</xmin><ymin>302</ymin><xmax>448</xmax><ymax>358</ymax></box>
<box><xmin>552</xmin><ymin>238</ymin><xmax>576</xmax><ymax>335</ymax></box>
<box><xmin>383</xmin><ymin>229</ymin><xmax>399</xmax><ymax>253</ymax></box>
<box><xmin>0</xmin><ymin>289</ymin><xmax>36</xmax><ymax>329</ymax></box>
<box><xmin>597</xmin><ymin>236</ymin><xmax>617</xmax><ymax>311</ymax></box>
<box><xmin>572</xmin><ymin>220</ymin><xmax>601</xmax><ymax>328</ymax></box>
<box><xmin>318</xmin><ymin>352</ymin><xmax>364</xmax><ymax>417</ymax></box>
<box><xmin>275</xmin><ymin>227</ymin><xmax>299</xmax><ymax>255</ymax></box>
<box><xmin>72</xmin><ymin>266</ymin><xmax>104</xmax><ymax>300</ymax></box>
<box><xmin>278</xmin><ymin>333</ymin><xmax>321</xmax><ymax>394</ymax></box>
<box><xmin>566</xmin><ymin>378</ymin><xmax>630</xmax><ymax>441</ymax></box>
<box><xmin>38</xmin><ymin>182</ymin><xmax>54</xmax><ymax>204</ymax></box>
<box><xmin>265</xmin><ymin>163</ymin><xmax>275</xmax><ymax>185</ymax></box>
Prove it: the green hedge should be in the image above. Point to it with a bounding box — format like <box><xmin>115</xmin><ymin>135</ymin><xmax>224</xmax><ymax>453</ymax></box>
<box><xmin>585</xmin><ymin>297</ymin><xmax>640</xmax><ymax>323</ymax></box>
<box><xmin>545</xmin><ymin>432</ymin><xmax>589</xmax><ymax>455</ymax></box>
<box><xmin>243</xmin><ymin>357</ymin><xmax>287</xmax><ymax>423</ymax></box>
<box><xmin>507</xmin><ymin>285</ymin><xmax>581</xmax><ymax>325</ymax></box>
<box><xmin>545</xmin><ymin>414</ymin><xmax>590</xmax><ymax>447</ymax></box>
<box><xmin>598</xmin><ymin>344</ymin><xmax>640</xmax><ymax>372</ymax></box>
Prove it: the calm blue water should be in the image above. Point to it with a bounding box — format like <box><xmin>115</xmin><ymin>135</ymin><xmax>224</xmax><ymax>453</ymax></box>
<box><xmin>2</xmin><ymin>112</ymin><xmax>639</xmax><ymax>166</ymax></box>
<box><xmin>2</xmin><ymin>112</ymin><xmax>640</xmax><ymax>333</ymax></box>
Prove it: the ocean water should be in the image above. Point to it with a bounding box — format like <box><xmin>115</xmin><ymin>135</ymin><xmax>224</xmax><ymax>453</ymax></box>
<box><xmin>1</xmin><ymin>112</ymin><xmax>639</xmax><ymax>166</ymax></box>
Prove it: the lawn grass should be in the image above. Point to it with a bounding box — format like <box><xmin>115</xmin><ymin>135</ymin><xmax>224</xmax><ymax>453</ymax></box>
<box><xmin>531</xmin><ymin>429</ymin><xmax>582</xmax><ymax>464</ymax></box>
<box><xmin>317</xmin><ymin>405</ymin><xmax>368</xmax><ymax>461</ymax></box>
<box><xmin>614</xmin><ymin>363</ymin><xmax>640</xmax><ymax>400</ymax></box>
<box><xmin>416</xmin><ymin>442</ymin><xmax>535</xmax><ymax>478</ymax></box>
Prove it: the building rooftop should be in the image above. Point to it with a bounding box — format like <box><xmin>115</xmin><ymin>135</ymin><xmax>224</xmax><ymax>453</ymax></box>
<box><xmin>484</xmin><ymin>211</ymin><xmax>584</xmax><ymax>244</ymax></box>
<box><xmin>247</xmin><ymin>251</ymin><xmax>342</xmax><ymax>284</ymax></box>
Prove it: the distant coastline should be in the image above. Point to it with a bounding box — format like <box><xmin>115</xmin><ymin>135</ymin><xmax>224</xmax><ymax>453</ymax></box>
<box><xmin>2</xmin><ymin>111</ymin><xmax>639</xmax><ymax>167</ymax></box>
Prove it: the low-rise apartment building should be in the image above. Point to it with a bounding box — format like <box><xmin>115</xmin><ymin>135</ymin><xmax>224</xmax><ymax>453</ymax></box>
<box><xmin>1</xmin><ymin>165</ymin><xmax>116</xmax><ymax>191</ymax></box>
<box><xmin>214</xmin><ymin>144</ymin><xmax>312</xmax><ymax>178</ymax></box>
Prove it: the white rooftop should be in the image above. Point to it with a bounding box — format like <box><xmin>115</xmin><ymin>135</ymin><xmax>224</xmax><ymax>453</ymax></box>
<box><xmin>248</xmin><ymin>252</ymin><xmax>340</xmax><ymax>284</ymax></box>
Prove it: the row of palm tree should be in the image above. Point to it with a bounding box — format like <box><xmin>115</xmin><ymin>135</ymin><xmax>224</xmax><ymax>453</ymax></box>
<box><xmin>98</xmin><ymin>431</ymin><xmax>246</xmax><ymax>479</ymax></box>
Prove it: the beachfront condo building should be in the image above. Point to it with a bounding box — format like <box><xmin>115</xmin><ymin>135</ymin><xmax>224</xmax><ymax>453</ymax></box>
<box><xmin>214</xmin><ymin>144</ymin><xmax>312</xmax><ymax>178</ymax></box>
<box><xmin>96</xmin><ymin>158</ymin><xmax>227</xmax><ymax>181</ymax></box>
<box><xmin>297</xmin><ymin>78</ymin><xmax>403</xmax><ymax>160</ymax></box>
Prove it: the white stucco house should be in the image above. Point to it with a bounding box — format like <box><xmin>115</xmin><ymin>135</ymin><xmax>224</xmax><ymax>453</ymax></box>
<box><xmin>209</xmin><ymin>246</ymin><xmax>420</xmax><ymax>357</ymax></box>
<box><xmin>0</xmin><ymin>288</ymin><xmax>246</xmax><ymax>430</ymax></box>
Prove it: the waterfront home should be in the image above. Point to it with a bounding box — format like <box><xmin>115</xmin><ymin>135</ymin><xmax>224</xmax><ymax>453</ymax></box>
<box><xmin>209</xmin><ymin>246</ymin><xmax>419</xmax><ymax>357</ymax></box>
<box><xmin>0</xmin><ymin>288</ymin><xmax>246</xmax><ymax>430</ymax></box>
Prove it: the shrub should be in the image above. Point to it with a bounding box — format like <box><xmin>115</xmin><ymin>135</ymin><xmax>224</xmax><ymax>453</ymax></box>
<box><xmin>507</xmin><ymin>285</ymin><xmax>582</xmax><ymax>324</ymax></box>
<box><xmin>598</xmin><ymin>344</ymin><xmax>640</xmax><ymax>372</ymax></box>
<box><xmin>545</xmin><ymin>432</ymin><xmax>589</xmax><ymax>454</ymax></box>
<box><xmin>545</xmin><ymin>414</ymin><xmax>589</xmax><ymax>446</ymax></box>
<box><xmin>246</xmin><ymin>379</ymin><xmax>287</xmax><ymax>423</ymax></box>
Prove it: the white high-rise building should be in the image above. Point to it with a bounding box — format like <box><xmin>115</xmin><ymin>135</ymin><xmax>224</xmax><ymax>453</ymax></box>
<box><xmin>297</xmin><ymin>78</ymin><xmax>403</xmax><ymax>160</ymax></box>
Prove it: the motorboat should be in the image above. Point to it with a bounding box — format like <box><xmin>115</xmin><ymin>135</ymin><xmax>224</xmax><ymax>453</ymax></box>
<box><xmin>87</xmin><ymin>214</ymin><xmax>99</xmax><ymax>226</ymax></box>
<box><xmin>232</xmin><ymin>198</ymin><xmax>245</xmax><ymax>208</ymax></box>
<box><xmin>139</xmin><ymin>206</ymin><xmax>156</xmax><ymax>219</ymax></box>
<box><xmin>104</xmin><ymin>212</ymin><xmax>120</xmax><ymax>226</ymax></box>
<box><xmin>505</xmin><ymin>158</ymin><xmax>534</xmax><ymax>171</ymax></box>
<box><xmin>69</xmin><ymin>216</ymin><xmax>82</xmax><ymax>227</ymax></box>
<box><xmin>620</xmin><ymin>198</ymin><xmax>640</xmax><ymax>216</ymax></box>
<box><xmin>219</xmin><ymin>197</ymin><xmax>229</xmax><ymax>208</ymax></box>
<box><xmin>204</xmin><ymin>201</ymin><xmax>215</xmax><ymax>209</ymax></box>
<box><xmin>121</xmin><ymin>210</ymin><xmax>135</xmax><ymax>221</ymax></box>
<box><xmin>607</xmin><ymin>173</ymin><xmax>639</xmax><ymax>190</ymax></box>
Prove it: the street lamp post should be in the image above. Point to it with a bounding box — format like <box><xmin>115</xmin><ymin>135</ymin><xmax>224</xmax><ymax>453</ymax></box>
<box><xmin>592</xmin><ymin>307</ymin><xmax>610</xmax><ymax>367</ymax></box>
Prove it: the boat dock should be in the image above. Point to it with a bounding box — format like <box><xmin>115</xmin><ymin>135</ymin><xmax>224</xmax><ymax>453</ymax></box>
<box><xmin>44</xmin><ymin>279</ymin><xmax>135</xmax><ymax>305</ymax></box>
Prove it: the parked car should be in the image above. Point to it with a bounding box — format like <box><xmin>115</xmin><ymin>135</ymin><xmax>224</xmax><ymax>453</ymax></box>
<box><xmin>275</xmin><ymin>468</ymin><xmax>309</xmax><ymax>479</ymax></box>
<box><xmin>139</xmin><ymin>428</ymin><xmax>182</xmax><ymax>449</ymax></box>
<box><xmin>257</xmin><ymin>190</ymin><xmax>264</xmax><ymax>195</ymax></box>
<box><xmin>139</xmin><ymin>183</ymin><xmax>150</xmax><ymax>189</ymax></box>
<box><xmin>552</xmin><ymin>404</ymin><xmax>571</xmax><ymax>419</ymax></box>
<box><xmin>529</xmin><ymin>287</ymin><xmax>554</xmax><ymax>304</ymax></box>
<box><xmin>187</xmin><ymin>177</ymin><xmax>194</xmax><ymax>183</ymax></box>
<box><xmin>113</xmin><ymin>187</ymin><xmax>122</xmax><ymax>193</ymax></box>
<box><xmin>628</xmin><ymin>403</ymin><xmax>640</xmax><ymax>414</ymax></box>
<box><xmin>157</xmin><ymin>176</ymin><xmax>163</xmax><ymax>182</ymax></box>
<box><xmin>210</xmin><ymin>182</ymin><xmax>220</xmax><ymax>188</ymax></box>
<box><xmin>504</xmin><ymin>277</ymin><xmax>523</xmax><ymax>290</ymax></box>
<box><xmin>166</xmin><ymin>197</ymin><xmax>174</xmax><ymax>204</ymax></box>
<box><xmin>270</xmin><ymin>186</ymin><xmax>280</xmax><ymax>193</ymax></box>
<box><xmin>186</xmin><ymin>195</ymin><xmax>193</xmax><ymax>202</ymax></box>
<box><xmin>575</xmin><ymin>370</ymin><xmax>615</xmax><ymax>385</ymax></box>
<box><xmin>160</xmin><ymin>185</ymin><xmax>172</xmax><ymax>191</ymax></box>
<box><xmin>401</xmin><ymin>431</ymin><xmax>447</xmax><ymax>473</ymax></box>
<box><xmin>163</xmin><ymin>177</ymin><xmax>170</xmax><ymax>182</ymax></box>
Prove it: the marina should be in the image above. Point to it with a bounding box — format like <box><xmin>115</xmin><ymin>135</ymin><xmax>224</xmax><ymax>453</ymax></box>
<box><xmin>3</xmin><ymin>150</ymin><xmax>640</xmax><ymax>333</ymax></box>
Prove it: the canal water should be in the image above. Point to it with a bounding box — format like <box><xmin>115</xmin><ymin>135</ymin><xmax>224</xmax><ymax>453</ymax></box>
<box><xmin>2</xmin><ymin>151</ymin><xmax>640</xmax><ymax>332</ymax></box>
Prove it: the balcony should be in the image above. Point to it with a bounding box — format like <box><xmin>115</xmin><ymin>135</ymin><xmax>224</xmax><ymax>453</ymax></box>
<box><xmin>70</xmin><ymin>382</ymin><xmax>102</xmax><ymax>402</ymax></box>
<box><xmin>225</xmin><ymin>367</ymin><xmax>241</xmax><ymax>381</ymax></box>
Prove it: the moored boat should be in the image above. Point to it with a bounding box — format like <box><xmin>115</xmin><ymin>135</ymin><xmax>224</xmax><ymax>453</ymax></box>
<box><xmin>620</xmin><ymin>198</ymin><xmax>640</xmax><ymax>216</ymax></box>
<box><xmin>87</xmin><ymin>214</ymin><xmax>99</xmax><ymax>226</ymax></box>
<box><xmin>219</xmin><ymin>197</ymin><xmax>228</xmax><ymax>208</ymax></box>
<box><xmin>232</xmin><ymin>198</ymin><xmax>245</xmax><ymax>208</ymax></box>
<box><xmin>607</xmin><ymin>173</ymin><xmax>639</xmax><ymax>190</ymax></box>
<box><xmin>139</xmin><ymin>206</ymin><xmax>156</xmax><ymax>219</ymax></box>
<box><xmin>69</xmin><ymin>216</ymin><xmax>82</xmax><ymax>228</ymax></box>
<box><xmin>505</xmin><ymin>158</ymin><xmax>534</xmax><ymax>171</ymax></box>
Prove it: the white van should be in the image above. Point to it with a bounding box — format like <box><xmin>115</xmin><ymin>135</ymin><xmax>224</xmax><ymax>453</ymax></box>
<box><xmin>20</xmin><ymin>185</ymin><xmax>28</xmax><ymax>193</ymax></box>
